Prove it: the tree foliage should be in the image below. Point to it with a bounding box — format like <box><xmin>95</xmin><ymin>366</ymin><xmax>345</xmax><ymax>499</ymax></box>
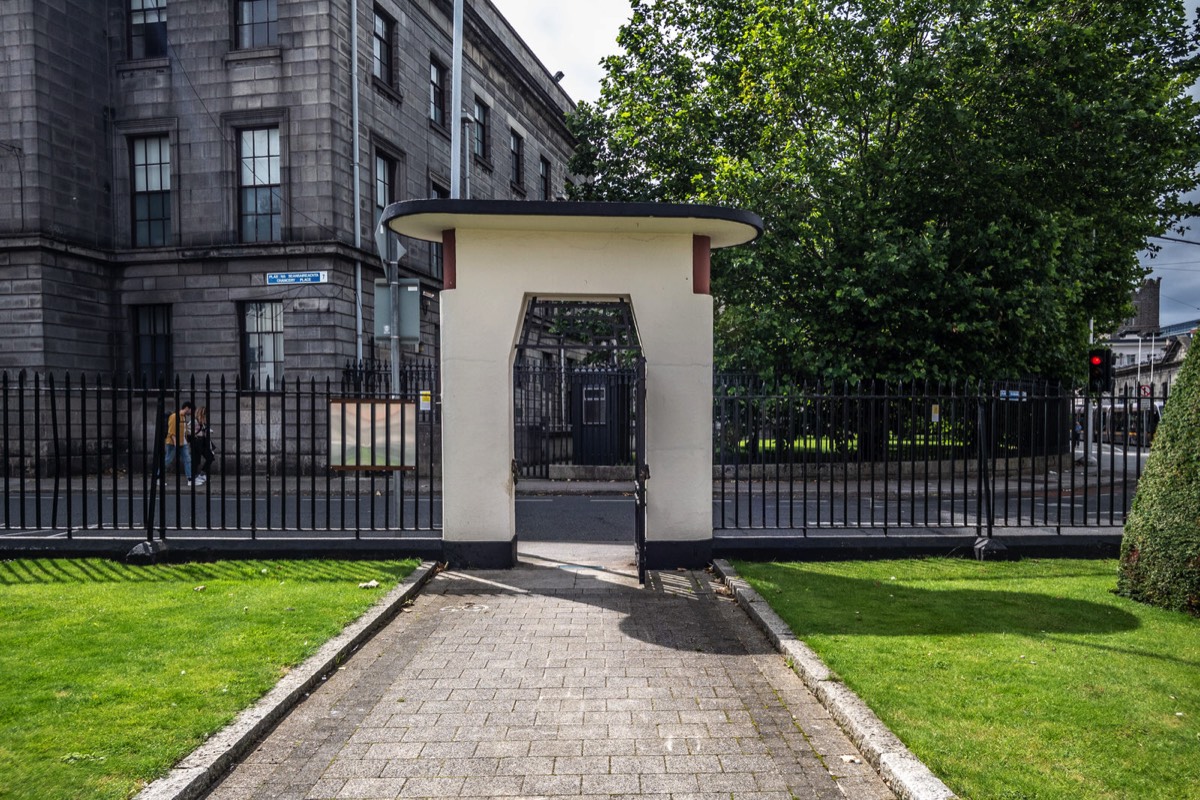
<box><xmin>1117</xmin><ymin>341</ymin><xmax>1200</xmax><ymax>616</ymax></box>
<box><xmin>569</xmin><ymin>0</ymin><xmax>1200</xmax><ymax>382</ymax></box>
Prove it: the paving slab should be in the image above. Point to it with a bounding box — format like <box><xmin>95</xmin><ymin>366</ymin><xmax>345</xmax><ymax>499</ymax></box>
<box><xmin>201</xmin><ymin>543</ymin><xmax>895</xmax><ymax>800</ymax></box>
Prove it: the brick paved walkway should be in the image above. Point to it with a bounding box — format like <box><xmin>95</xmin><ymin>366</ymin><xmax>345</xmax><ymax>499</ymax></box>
<box><xmin>203</xmin><ymin>546</ymin><xmax>895</xmax><ymax>799</ymax></box>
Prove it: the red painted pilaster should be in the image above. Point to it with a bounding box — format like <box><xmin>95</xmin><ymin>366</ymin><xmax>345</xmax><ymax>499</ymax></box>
<box><xmin>443</xmin><ymin>230</ymin><xmax>456</xmax><ymax>290</ymax></box>
<box><xmin>693</xmin><ymin>235</ymin><xmax>711</xmax><ymax>295</ymax></box>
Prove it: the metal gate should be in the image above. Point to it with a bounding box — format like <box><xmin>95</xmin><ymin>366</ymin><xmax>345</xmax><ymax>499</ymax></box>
<box><xmin>512</xmin><ymin>298</ymin><xmax>643</xmax><ymax>480</ymax></box>
<box><xmin>513</xmin><ymin>363</ymin><xmax>638</xmax><ymax>478</ymax></box>
<box><xmin>633</xmin><ymin>356</ymin><xmax>648</xmax><ymax>583</ymax></box>
<box><xmin>570</xmin><ymin>369</ymin><xmax>635</xmax><ymax>466</ymax></box>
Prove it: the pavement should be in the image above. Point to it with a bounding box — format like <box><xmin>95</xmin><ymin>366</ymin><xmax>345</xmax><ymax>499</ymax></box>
<box><xmin>136</xmin><ymin>541</ymin><xmax>957</xmax><ymax>800</ymax></box>
<box><xmin>516</xmin><ymin>479</ymin><xmax>635</xmax><ymax>495</ymax></box>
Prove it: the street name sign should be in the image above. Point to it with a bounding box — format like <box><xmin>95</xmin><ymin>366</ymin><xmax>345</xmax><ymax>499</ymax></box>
<box><xmin>267</xmin><ymin>271</ymin><xmax>329</xmax><ymax>285</ymax></box>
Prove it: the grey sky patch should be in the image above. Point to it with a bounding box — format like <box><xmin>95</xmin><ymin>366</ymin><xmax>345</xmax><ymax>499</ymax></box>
<box><xmin>490</xmin><ymin>0</ymin><xmax>630</xmax><ymax>103</ymax></box>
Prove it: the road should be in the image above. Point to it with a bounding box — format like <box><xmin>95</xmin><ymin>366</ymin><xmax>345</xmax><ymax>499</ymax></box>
<box><xmin>516</xmin><ymin>495</ymin><xmax>636</xmax><ymax>542</ymax></box>
<box><xmin>0</xmin><ymin>489</ymin><xmax>1133</xmax><ymax>539</ymax></box>
<box><xmin>2</xmin><ymin>447</ymin><xmax>1142</xmax><ymax>538</ymax></box>
<box><xmin>0</xmin><ymin>493</ymin><xmax>635</xmax><ymax>540</ymax></box>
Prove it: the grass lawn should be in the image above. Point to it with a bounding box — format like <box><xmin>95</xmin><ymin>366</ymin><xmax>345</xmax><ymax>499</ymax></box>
<box><xmin>0</xmin><ymin>558</ymin><xmax>420</xmax><ymax>800</ymax></box>
<box><xmin>734</xmin><ymin>558</ymin><xmax>1200</xmax><ymax>800</ymax></box>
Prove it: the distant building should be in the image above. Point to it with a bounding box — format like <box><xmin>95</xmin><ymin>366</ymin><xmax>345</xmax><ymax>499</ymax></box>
<box><xmin>0</xmin><ymin>0</ymin><xmax>575</xmax><ymax>385</ymax></box>
<box><xmin>1105</xmin><ymin>278</ymin><xmax>1195</xmax><ymax>396</ymax></box>
<box><xmin>1117</xmin><ymin>277</ymin><xmax>1161</xmax><ymax>335</ymax></box>
<box><xmin>1111</xmin><ymin>333</ymin><xmax>1191</xmax><ymax>398</ymax></box>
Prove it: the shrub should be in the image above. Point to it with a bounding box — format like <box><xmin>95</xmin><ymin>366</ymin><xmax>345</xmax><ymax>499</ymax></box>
<box><xmin>1117</xmin><ymin>339</ymin><xmax>1200</xmax><ymax>615</ymax></box>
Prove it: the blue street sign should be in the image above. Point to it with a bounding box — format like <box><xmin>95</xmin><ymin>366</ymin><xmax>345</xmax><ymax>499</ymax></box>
<box><xmin>267</xmin><ymin>271</ymin><xmax>329</xmax><ymax>285</ymax></box>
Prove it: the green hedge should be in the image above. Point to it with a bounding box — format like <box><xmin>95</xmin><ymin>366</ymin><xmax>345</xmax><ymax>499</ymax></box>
<box><xmin>1117</xmin><ymin>339</ymin><xmax>1200</xmax><ymax>615</ymax></box>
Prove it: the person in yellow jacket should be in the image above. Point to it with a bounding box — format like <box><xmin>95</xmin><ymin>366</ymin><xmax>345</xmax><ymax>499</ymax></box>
<box><xmin>162</xmin><ymin>401</ymin><xmax>204</xmax><ymax>486</ymax></box>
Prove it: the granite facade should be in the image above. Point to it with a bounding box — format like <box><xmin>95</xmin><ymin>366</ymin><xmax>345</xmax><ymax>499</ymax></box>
<box><xmin>0</xmin><ymin>0</ymin><xmax>577</xmax><ymax>380</ymax></box>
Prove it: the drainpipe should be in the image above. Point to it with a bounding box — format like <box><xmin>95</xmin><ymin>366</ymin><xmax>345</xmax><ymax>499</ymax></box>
<box><xmin>450</xmin><ymin>0</ymin><xmax>464</xmax><ymax>198</ymax></box>
<box><xmin>462</xmin><ymin>117</ymin><xmax>473</xmax><ymax>200</ymax></box>
<box><xmin>351</xmin><ymin>0</ymin><xmax>364</xmax><ymax>359</ymax></box>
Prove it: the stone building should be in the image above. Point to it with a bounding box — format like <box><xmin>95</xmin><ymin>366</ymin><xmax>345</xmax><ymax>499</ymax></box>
<box><xmin>1118</xmin><ymin>277</ymin><xmax>1161</xmax><ymax>336</ymax></box>
<box><xmin>0</xmin><ymin>0</ymin><xmax>576</xmax><ymax>385</ymax></box>
<box><xmin>1106</xmin><ymin>277</ymin><xmax>1197</xmax><ymax>397</ymax></box>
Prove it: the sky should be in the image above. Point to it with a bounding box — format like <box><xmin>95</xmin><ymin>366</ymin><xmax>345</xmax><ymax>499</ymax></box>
<box><xmin>1140</xmin><ymin>0</ymin><xmax>1200</xmax><ymax>328</ymax></box>
<box><xmin>488</xmin><ymin>0</ymin><xmax>629</xmax><ymax>104</ymax></box>
<box><xmin>490</xmin><ymin>0</ymin><xmax>1200</xmax><ymax>329</ymax></box>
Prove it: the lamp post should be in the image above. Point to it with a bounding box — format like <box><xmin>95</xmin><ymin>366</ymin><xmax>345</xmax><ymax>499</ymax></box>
<box><xmin>375</xmin><ymin>219</ymin><xmax>406</xmax><ymax>527</ymax></box>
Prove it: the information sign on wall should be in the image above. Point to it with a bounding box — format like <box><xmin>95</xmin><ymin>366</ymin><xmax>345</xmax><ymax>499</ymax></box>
<box><xmin>328</xmin><ymin>399</ymin><xmax>416</xmax><ymax>470</ymax></box>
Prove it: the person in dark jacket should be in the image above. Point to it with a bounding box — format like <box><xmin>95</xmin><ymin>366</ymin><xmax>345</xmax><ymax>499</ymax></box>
<box><xmin>189</xmin><ymin>405</ymin><xmax>216</xmax><ymax>482</ymax></box>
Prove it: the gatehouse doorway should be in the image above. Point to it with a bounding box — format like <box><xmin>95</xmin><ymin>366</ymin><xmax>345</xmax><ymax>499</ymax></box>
<box><xmin>513</xmin><ymin>298</ymin><xmax>642</xmax><ymax>480</ymax></box>
<box><xmin>511</xmin><ymin>298</ymin><xmax>647</xmax><ymax>575</ymax></box>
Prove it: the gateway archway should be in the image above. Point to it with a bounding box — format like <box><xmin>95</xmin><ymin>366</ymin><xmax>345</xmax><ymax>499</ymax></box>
<box><xmin>512</xmin><ymin>297</ymin><xmax>647</xmax><ymax>577</ymax></box>
<box><xmin>513</xmin><ymin>298</ymin><xmax>643</xmax><ymax>480</ymax></box>
<box><xmin>382</xmin><ymin>200</ymin><xmax>761</xmax><ymax>571</ymax></box>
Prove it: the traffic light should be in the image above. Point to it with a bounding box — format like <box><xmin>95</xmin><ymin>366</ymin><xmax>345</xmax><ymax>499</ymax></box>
<box><xmin>1087</xmin><ymin>348</ymin><xmax>1113</xmax><ymax>394</ymax></box>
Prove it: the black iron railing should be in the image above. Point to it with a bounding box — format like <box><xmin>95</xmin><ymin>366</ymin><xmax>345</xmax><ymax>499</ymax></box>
<box><xmin>714</xmin><ymin>379</ymin><xmax>1168</xmax><ymax>533</ymax></box>
<box><xmin>1</xmin><ymin>368</ymin><xmax>441</xmax><ymax>539</ymax></box>
<box><xmin>0</xmin><ymin>368</ymin><xmax>1168</xmax><ymax>543</ymax></box>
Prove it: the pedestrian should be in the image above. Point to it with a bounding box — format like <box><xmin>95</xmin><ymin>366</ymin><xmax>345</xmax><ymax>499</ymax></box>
<box><xmin>1073</xmin><ymin>417</ymin><xmax>1082</xmax><ymax>449</ymax></box>
<box><xmin>189</xmin><ymin>405</ymin><xmax>216</xmax><ymax>482</ymax></box>
<box><xmin>162</xmin><ymin>400</ymin><xmax>203</xmax><ymax>486</ymax></box>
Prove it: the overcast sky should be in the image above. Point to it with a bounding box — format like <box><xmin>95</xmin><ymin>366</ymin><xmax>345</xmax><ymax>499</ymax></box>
<box><xmin>489</xmin><ymin>0</ymin><xmax>630</xmax><ymax>104</ymax></box>
<box><xmin>490</xmin><ymin>0</ymin><xmax>1200</xmax><ymax>329</ymax></box>
<box><xmin>1140</xmin><ymin>0</ymin><xmax>1200</xmax><ymax>327</ymax></box>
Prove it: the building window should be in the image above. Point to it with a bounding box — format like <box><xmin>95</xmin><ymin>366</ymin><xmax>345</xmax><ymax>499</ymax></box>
<box><xmin>241</xmin><ymin>301</ymin><xmax>284</xmax><ymax>390</ymax></box>
<box><xmin>509</xmin><ymin>130</ymin><xmax>524</xmax><ymax>191</ymax></box>
<box><xmin>582</xmin><ymin>387</ymin><xmax>607</xmax><ymax>426</ymax></box>
<box><xmin>236</xmin><ymin>0</ymin><xmax>277</xmax><ymax>49</ymax></box>
<box><xmin>130</xmin><ymin>0</ymin><xmax>167</xmax><ymax>59</ymax></box>
<box><xmin>371</xmin><ymin>8</ymin><xmax>395</xmax><ymax>87</ymax></box>
<box><xmin>375</xmin><ymin>152</ymin><xmax>399</xmax><ymax>261</ymax></box>
<box><xmin>472</xmin><ymin>97</ymin><xmax>490</xmax><ymax>161</ymax></box>
<box><xmin>238</xmin><ymin>127</ymin><xmax>281</xmax><ymax>243</ymax></box>
<box><xmin>133</xmin><ymin>305</ymin><xmax>173</xmax><ymax>386</ymax></box>
<box><xmin>539</xmin><ymin>157</ymin><xmax>552</xmax><ymax>201</ymax></box>
<box><xmin>375</xmin><ymin>154</ymin><xmax>397</xmax><ymax>212</ymax></box>
<box><xmin>429</xmin><ymin>59</ymin><xmax>446</xmax><ymax>128</ymax></box>
<box><xmin>131</xmin><ymin>135</ymin><xmax>171</xmax><ymax>247</ymax></box>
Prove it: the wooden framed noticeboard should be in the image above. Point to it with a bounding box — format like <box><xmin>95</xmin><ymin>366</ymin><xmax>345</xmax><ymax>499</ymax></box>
<box><xmin>329</xmin><ymin>399</ymin><xmax>416</xmax><ymax>470</ymax></box>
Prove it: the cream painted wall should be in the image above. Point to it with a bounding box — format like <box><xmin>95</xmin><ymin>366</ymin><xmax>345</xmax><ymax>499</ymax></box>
<box><xmin>441</xmin><ymin>228</ymin><xmax>713</xmax><ymax>546</ymax></box>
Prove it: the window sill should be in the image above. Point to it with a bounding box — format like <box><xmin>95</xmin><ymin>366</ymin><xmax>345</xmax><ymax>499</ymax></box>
<box><xmin>225</xmin><ymin>46</ymin><xmax>282</xmax><ymax>66</ymax></box>
<box><xmin>472</xmin><ymin>155</ymin><xmax>493</xmax><ymax>173</ymax></box>
<box><xmin>237</xmin><ymin>385</ymin><xmax>286</xmax><ymax>396</ymax></box>
<box><xmin>372</xmin><ymin>77</ymin><xmax>403</xmax><ymax>105</ymax></box>
<box><xmin>116</xmin><ymin>57</ymin><xmax>171</xmax><ymax>75</ymax></box>
<box><xmin>429</xmin><ymin>120</ymin><xmax>451</xmax><ymax>140</ymax></box>
<box><xmin>510</xmin><ymin>183</ymin><xmax>527</xmax><ymax>197</ymax></box>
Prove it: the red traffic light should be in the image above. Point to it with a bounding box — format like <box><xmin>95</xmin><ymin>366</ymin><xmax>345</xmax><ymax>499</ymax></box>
<box><xmin>1087</xmin><ymin>348</ymin><xmax>1113</xmax><ymax>393</ymax></box>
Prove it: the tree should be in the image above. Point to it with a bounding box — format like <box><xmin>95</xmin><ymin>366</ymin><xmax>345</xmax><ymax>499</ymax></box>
<box><xmin>569</xmin><ymin>0</ymin><xmax>1200</xmax><ymax>383</ymax></box>
<box><xmin>1117</xmin><ymin>342</ymin><xmax>1200</xmax><ymax>615</ymax></box>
